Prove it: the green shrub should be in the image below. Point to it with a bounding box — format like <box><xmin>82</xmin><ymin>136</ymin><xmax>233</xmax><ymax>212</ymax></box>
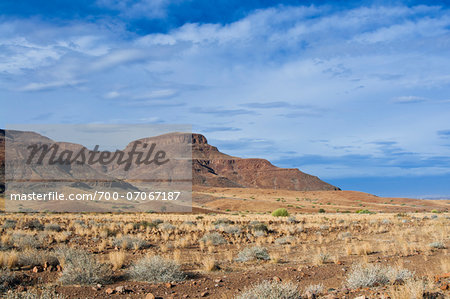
<box><xmin>271</xmin><ymin>208</ymin><xmax>289</xmax><ymax>217</ymax></box>
<box><xmin>356</xmin><ymin>209</ymin><xmax>375</xmax><ymax>214</ymax></box>
<box><xmin>318</xmin><ymin>208</ymin><xmax>326</xmax><ymax>213</ymax></box>
<box><xmin>128</xmin><ymin>255</ymin><xmax>185</xmax><ymax>283</ymax></box>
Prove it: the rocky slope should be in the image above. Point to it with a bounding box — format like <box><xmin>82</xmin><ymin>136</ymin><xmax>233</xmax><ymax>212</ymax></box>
<box><xmin>0</xmin><ymin>130</ymin><xmax>339</xmax><ymax>193</ymax></box>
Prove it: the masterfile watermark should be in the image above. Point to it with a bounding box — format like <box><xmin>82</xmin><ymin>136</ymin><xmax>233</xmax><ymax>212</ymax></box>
<box><xmin>5</xmin><ymin>124</ymin><xmax>193</xmax><ymax>213</ymax></box>
<box><xmin>26</xmin><ymin>141</ymin><xmax>170</xmax><ymax>171</ymax></box>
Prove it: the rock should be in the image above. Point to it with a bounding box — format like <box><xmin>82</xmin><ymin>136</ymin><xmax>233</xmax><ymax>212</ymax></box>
<box><xmin>354</xmin><ymin>296</ymin><xmax>367</xmax><ymax>299</ymax></box>
<box><xmin>96</xmin><ymin>284</ymin><xmax>103</xmax><ymax>289</ymax></box>
<box><xmin>165</xmin><ymin>282</ymin><xmax>173</xmax><ymax>288</ymax></box>
<box><xmin>440</xmin><ymin>283</ymin><xmax>449</xmax><ymax>290</ymax></box>
<box><xmin>200</xmin><ymin>291</ymin><xmax>209</xmax><ymax>297</ymax></box>
<box><xmin>273</xmin><ymin>276</ymin><xmax>282</xmax><ymax>282</ymax></box>
<box><xmin>56</xmin><ymin>265</ymin><xmax>62</xmax><ymax>271</ymax></box>
<box><xmin>32</xmin><ymin>266</ymin><xmax>42</xmax><ymax>273</ymax></box>
<box><xmin>145</xmin><ymin>294</ymin><xmax>156</xmax><ymax>299</ymax></box>
<box><xmin>214</xmin><ymin>278</ymin><xmax>222</xmax><ymax>283</ymax></box>
<box><xmin>105</xmin><ymin>288</ymin><xmax>114</xmax><ymax>295</ymax></box>
<box><xmin>115</xmin><ymin>286</ymin><xmax>125</xmax><ymax>294</ymax></box>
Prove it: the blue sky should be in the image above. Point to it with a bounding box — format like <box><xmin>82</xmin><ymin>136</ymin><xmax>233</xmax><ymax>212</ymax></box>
<box><xmin>1</xmin><ymin>0</ymin><xmax>450</xmax><ymax>198</ymax></box>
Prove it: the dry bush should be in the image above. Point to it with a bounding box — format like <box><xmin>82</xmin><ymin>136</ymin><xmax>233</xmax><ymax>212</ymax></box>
<box><xmin>313</xmin><ymin>252</ymin><xmax>330</xmax><ymax>265</ymax></box>
<box><xmin>128</xmin><ymin>255</ymin><xmax>185</xmax><ymax>283</ymax></box>
<box><xmin>4</xmin><ymin>287</ymin><xmax>66</xmax><ymax>299</ymax></box>
<box><xmin>346</xmin><ymin>263</ymin><xmax>414</xmax><ymax>289</ymax></box>
<box><xmin>57</xmin><ymin>248</ymin><xmax>112</xmax><ymax>285</ymax></box>
<box><xmin>112</xmin><ymin>235</ymin><xmax>147</xmax><ymax>250</ymax></box>
<box><xmin>109</xmin><ymin>251</ymin><xmax>126</xmax><ymax>271</ymax></box>
<box><xmin>203</xmin><ymin>256</ymin><xmax>219</xmax><ymax>271</ymax></box>
<box><xmin>0</xmin><ymin>251</ymin><xmax>19</xmax><ymax>269</ymax></box>
<box><xmin>0</xmin><ymin>268</ymin><xmax>16</xmax><ymax>293</ymax></box>
<box><xmin>199</xmin><ymin>233</ymin><xmax>226</xmax><ymax>245</ymax></box>
<box><xmin>303</xmin><ymin>283</ymin><xmax>324</xmax><ymax>297</ymax></box>
<box><xmin>235</xmin><ymin>280</ymin><xmax>301</xmax><ymax>299</ymax></box>
<box><xmin>389</xmin><ymin>279</ymin><xmax>425</xmax><ymax>299</ymax></box>
<box><xmin>236</xmin><ymin>246</ymin><xmax>270</xmax><ymax>262</ymax></box>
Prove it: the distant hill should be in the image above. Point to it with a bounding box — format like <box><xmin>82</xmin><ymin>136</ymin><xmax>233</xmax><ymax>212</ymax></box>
<box><xmin>0</xmin><ymin>130</ymin><xmax>339</xmax><ymax>194</ymax></box>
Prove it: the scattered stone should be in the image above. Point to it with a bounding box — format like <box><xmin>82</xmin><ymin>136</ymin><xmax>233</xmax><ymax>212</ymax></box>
<box><xmin>354</xmin><ymin>296</ymin><xmax>367</xmax><ymax>299</ymax></box>
<box><xmin>105</xmin><ymin>288</ymin><xmax>114</xmax><ymax>295</ymax></box>
<box><xmin>214</xmin><ymin>278</ymin><xmax>222</xmax><ymax>283</ymax></box>
<box><xmin>165</xmin><ymin>282</ymin><xmax>173</xmax><ymax>288</ymax></box>
<box><xmin>200</xmin><ymin>291</ymin><xmax>209</xmax><ymax>297</ymax></box>
<box><xmin>145</xmin><ymin>294</ymin><xmax>155</xmax><ymax>299</ymax></box>
<box><xmin>56</xmin><ymin>265</ymin><xmax>62</xmax><ymax>271</ymax></box>
<box><xmin>115</xmin><ymin>286</ymin><xmax>125</xmax><ymax>294</ymax></box>
<box><xmin>32</xmin><ymin>266</ymin><xmax>42</xmax><ymax>273</ymax></box>
<box><xmin>440</xmin><ymin>283</ymin><xmax>449</xmax><ymax>291</ymax></box>
<box><xmin>273</xmin><ymin>276</ymin><xmax>282</xmax><ymax>282</ymax></box>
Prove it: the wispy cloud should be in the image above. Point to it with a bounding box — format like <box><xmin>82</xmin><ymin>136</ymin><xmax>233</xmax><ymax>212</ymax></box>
<box><xmin>392</xmin><ymin>96</ymin><xmax>427</xmax><ymax>104</ymax></box>
<box><xmin>1</xmin><ymin>2</ymin><xmax>450</xmax><ymax>197</ymax></box>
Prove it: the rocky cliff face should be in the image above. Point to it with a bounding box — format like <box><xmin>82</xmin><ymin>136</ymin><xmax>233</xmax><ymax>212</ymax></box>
<box><xmin>0</xmin><ymin>130</ymin><xmax>339</xmax><ymax>193</ymax></box>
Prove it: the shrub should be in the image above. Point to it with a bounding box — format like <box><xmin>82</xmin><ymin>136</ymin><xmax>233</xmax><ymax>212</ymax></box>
<box><xmin>22</xmin><ymin>219</ymin><xmax>44</xmax><ymax>231</ymax></box>
<box><xmin>18</xmin><ymin>249</ymin><xmax>58</xmax><ymax>268</ymax></box>
<box><xmin>272</xmin><ymin>208</ymin><xmax>289</xmax><ymax>217</ymax></box>
<box><xmin>159</xmin><ymin>223</ymin><xmax>176</xmax><ymax>231</ymax></box>
<box><xmin>275</xmin><ymin>236</ymin><xmax>294</xmax><ymax>245</ymax></box>
<box><xmin>109</xmin><ymin>251</ymin><xmax>126</xmax><ymax>271</ymax></box>
<box><xmin>346</xmin><ymin>263</ymin><xmax>390</xmax><ymax>289</ymax></box>
<box><xmin>2</xmin><ymin>220</ymin><xmax>17</xmax><ymax>230</ymax></box>
<box><xmin>200</xmin><ymin>233</ymin><xmax>226</xmax><ymax>245</ymax></box>
<box><xmin>4</xmin><ymin>287</ymin><xmax>66</xmax><ymax>299</ymax></box>
<box><xmin>44</xmin><ymin>223</ymin><xmax>61</xmax><ymax>232</ymax></box>
<box><xmin>112</xmin><ymin>236</ymin><xmax>148</xmax><ymax>250</ymax></box>
<box><xmin>346</xmin><ymin>263</ymin><xmax>414</xmax><ymax>289</ymax></box>
<box><xmin>356</xmin><ymin>209</ymin><xmax>375</xmax><ymax>214</ymax></box>
<box><xmin>304</xmin><ymin>283</ymin><xmax>324</xmax><ymax>296</ymax></box>
<box><xmin>0</xmin><ymin>268</ymin><xmax>16</xmax><ymax>293</ymax></box>
<box><xmin>57</xmin><ymin>248</ymin><xmax>111</xmax><ymax>285</ymax></box>
<box><xmin>213</xmin><ymin>218</ymin><xmax>233</xmax><ymax>225</ymax></box>
<box><xmin>221</xmin><ymin>225</ymin><xmax>242</xmax><ymax>235</ymax></box>
<box><xmin>287</xmin><ymin>216</ymin><xmax>297</xmax><ymax>223</ymax></box>
<box><xmin>235</xmin><ymin>280</ymin><xmax>301</xmax><ymax>299</ymax></box>
<box><xmin>236</xmin><ymin>246</ymin><xmax>270</xmax><ymax>262</ymax></box>
<box><xmin>249</xmin><ymin>221</ymin><xmax>268</xmax><ymax>233</ymax></box>
<box><xmin>128</xmin><ymin>255</ymin><xmax>185</xmax><ymax>283</ymax></box>
<box><xmin>318</xmin><ymin>208</ymin><xmax>326</xmax><ymax>213</ymax></box>
<box><xmin>429</xmin><ymin>242</ymin><xmax>445</xmax><ymax>249</ymax></box>
<box><xmin>11</xmin><ymin>233</ymin><xmax>41</xmax><ymax>249</ymax></box>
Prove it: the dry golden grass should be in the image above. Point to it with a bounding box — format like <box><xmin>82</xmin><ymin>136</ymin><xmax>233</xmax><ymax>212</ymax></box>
<box><xmin>109</xmin><ymin>251</ymin><xmax>126</xmax><ymax>270</ymax></box>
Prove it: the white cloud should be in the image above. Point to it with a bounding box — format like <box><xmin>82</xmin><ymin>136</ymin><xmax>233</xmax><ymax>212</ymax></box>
<box><xmin>2</xmin><ymin>4</ymin><xmax>450</xmax><ymax>180</ymax></box>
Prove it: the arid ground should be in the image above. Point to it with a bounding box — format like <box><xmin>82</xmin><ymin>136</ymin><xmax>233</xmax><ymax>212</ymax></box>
<box><xmin>0</xmin><ymin>189</ymin><xmax>449</xmax><ymax>298</ymax></box>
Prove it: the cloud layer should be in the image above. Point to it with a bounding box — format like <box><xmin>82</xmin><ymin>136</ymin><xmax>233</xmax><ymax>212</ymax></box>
<box><xmin>1</xmin><ymin>1</ymin><xmax>450</xmax><ymax>196</ymax></box>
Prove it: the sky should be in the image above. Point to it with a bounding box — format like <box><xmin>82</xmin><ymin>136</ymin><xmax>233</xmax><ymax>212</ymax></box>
<box><xmin>1</xmin><ymin>0</ymin><xmax>450</xmax><ymax>198</ymax></box>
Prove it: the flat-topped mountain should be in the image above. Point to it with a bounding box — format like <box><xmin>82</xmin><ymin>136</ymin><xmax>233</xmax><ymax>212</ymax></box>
<box><xmin>0</xmin><ymin>130</ymin><xmax>339</xmax><ymax>193</ymax></box>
